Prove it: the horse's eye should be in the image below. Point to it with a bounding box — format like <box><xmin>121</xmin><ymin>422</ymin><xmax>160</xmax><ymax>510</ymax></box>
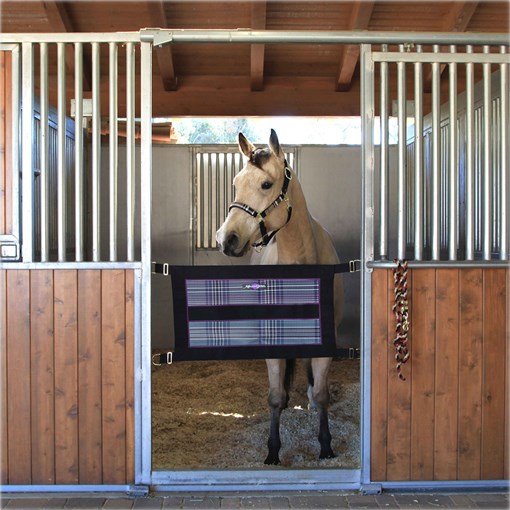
<box><xmin>261</xmin><ymin>181</ymin><xmax>273</xmax><ymax>190</ymax></box>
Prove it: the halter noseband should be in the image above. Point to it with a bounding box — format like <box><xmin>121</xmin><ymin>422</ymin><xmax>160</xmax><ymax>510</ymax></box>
<box><xmin>228</xmin><ymin>161</ymin><xmax>293</xmax><ymax>248</ymax></box>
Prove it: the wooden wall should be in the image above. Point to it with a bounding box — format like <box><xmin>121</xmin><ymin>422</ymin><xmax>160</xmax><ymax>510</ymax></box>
<box><xmin>371</xmin><ymin>268</ymin><xmax>509</xmax><ymax>482</ymax></box>
<box><xmin>0</xmin><ymin>269</ymin><xmax>135</xmax><ymax>485</ymax></box>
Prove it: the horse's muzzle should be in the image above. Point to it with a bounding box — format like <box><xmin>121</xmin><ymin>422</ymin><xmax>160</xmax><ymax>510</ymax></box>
<box><xmin>218</xmin><ymin>231</ymin><xmax>247</xmax><ymax>257</ymax></box>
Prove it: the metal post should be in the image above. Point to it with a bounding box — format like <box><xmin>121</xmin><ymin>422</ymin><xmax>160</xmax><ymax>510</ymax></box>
<box><xmin>126</xmin><ymin>42</ymin><xmax>136</xmax><ymax>262</ymax></box>
<box><xmin>414</xmin><ymin>45</ymin><xmax>424</xmax><ymax>261</ymax></box>
<box><xmin>57</xmin><ymin>42</ymin><xmax>66</xmax><ymax>262</ymax></box>
<box><xmin>139</xmin><ymin>40</ymin><xmax>153</xmax><ymax>486</ymax></box>
<box><xmin>500</xmin><ymin>46</ymin><xmax>508</xmax><ymax>260</ymax></box>
<box><xmin>448</xmin><ymin>45</ymin><xmax>458</xmax><ymax>260</ymax></box>
<box><xmin>465</xmin><ymin>46</ymin><xmax>475</xmax><ymax>260</ymax></box>
<box><xmin>10</xmin><ymin>45</ymin><xmax>20</xmax><ymax>250</ymax></box>
<box><xmin>109</xmin><ymin>42</ymin><xmax>118</xmax><ymax>262</ymax></box>
<box><xmin>40</xmin><ymin>42</ymin><xmax>49</xmax><ymax>262</ymax></box>
<box><xmin>483</xmin><ymin>46</ymin><xmax>492</xmax><ymax>260</ymax></box>
<box><xmin>21</xmin><ymin>42</ymin><xmax>34</xmax><ymax>262</ymax></box>
<box><xmin>74</xmin><ymin>42</ymin><xmax>84</xmax><ymax>262</ymax></box>
<box><xmin>431</xmin><ymin>45</ymin><xmax>441</xmax><ymax>260</ymax></box>
<box><xmin>397</xmin><ymin>46</ymin><xmax>407</xmax><ymax>260</ymax></box>
<box><xmin>91</xmin><ymin>42</ymin><xmax>101</xmax><ymax>262</ymax></box>
<box><xmin>379</xmin><ymin>44</ymin><xmax>389</xmax><ymax>260</ymax></box>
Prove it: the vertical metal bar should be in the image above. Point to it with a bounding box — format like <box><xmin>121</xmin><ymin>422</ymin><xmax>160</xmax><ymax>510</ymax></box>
<box><xmin>109</xmin><ymin>42</ymin><xmax>118</xmax><ymax>262</ymax></box>
<box><xmin>431</xmin><ymin>45</ymin><xmax>441</xmax><ymax>260</ymax></box>
<box><xmin>10</xmin><ymin>45</ymin><xmax>20</xmax><ymax>246</ymax></box>
<box><xmin>379</xmin><ymin>44</ymin><xmax>389</xmax><ymax>260</ymax></box>
<box><xmin>448</xmin><ymin>45</ymin><xmax>458</xmax><ymax>260</ymax></box>
<box><xmin>40</xmin><ymin>42</ymin><xmax>49</xmax><ymax>261</ymax></box>
<box><xmin>57</xmin><ymin>42</ymin><xmax>66</xmax><ymax>262</ymax></box>
<box><xmin>139</xmin><ymin>40</ymin><xmax>153</xmax><ymax>486</ymax></box>
<box><xmin>483</xmin><ymin>45</ymin><xmax>492</xmax><ymax>260</ymax></box>
<box><xmin>74</xmin><ymin>42</ymin><xmax>84</xmax><ymax>262</ymax></box>
<box><xmin>360</xmin><ymin>43</ymin><xmax>374</xmax><ymax>486</ymax></box>
<box><xmin>126</xmin><ymin>42</ymin><xmax>136</xmax><ymax>262</ymax></box>
<box><xmin>465</xmin><ymin>46</ymin><xmax>475</xmax><ymax>260</ymax></box>
<box><xmin>500</xmin><ymin>46</ymin><xmax>508</xmax><ymax>260</ymax></box>
<box><xmin>414</xmin><ymin>45</ymin><xmax>424</xmax><ymax>261</ymax></box>
<box><xmin>91</xmin><ymin>42</ymin><xmax>101</xmax><ymax>261</ymax></box>
<box><xmin>397</xmin><ymin>46</ymin><xmax>407</xmax><ymax>260</ymax></box>
<box><xmin>21</xmin><ymin>42</ymin><xmax>34</xmax><ymax>262</ymax></box>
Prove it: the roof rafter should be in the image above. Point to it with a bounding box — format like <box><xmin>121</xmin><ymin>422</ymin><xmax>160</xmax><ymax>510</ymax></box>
<box><xmin>424</xmin><ymin>1</ymin><xmax>478</xmax><ymax>91</ymax></box>
<box><xmin>41</xmin><ymin>0</ymin><xmax>92</xmax><ymax>91</ymax></box>
<box><xmin>250</xmin><ymin>1</ymin><xmax>266</xmax><ymax>91</ymax></box>
<box><xmin>336</xmin><ymin>0</ymin><xmax>374</xmax><ymax>92</ymax></box>
<box><xmin>146</xmin><ymin>0</ymin><xmax>178</xmax><ymax>91</ymax></box>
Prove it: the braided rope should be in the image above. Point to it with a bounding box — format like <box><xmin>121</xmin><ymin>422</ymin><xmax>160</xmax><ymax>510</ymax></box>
<box><xmin>392</xmin><ymin>259</ymin><xmax>410</xmax><ymax>380</ymax></box>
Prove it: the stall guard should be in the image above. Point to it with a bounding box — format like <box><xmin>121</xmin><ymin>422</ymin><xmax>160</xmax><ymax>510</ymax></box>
<box><xmin>0</xmin><ymin>29</ymin><xmax>508</xmax><ymax>494</ymax></box>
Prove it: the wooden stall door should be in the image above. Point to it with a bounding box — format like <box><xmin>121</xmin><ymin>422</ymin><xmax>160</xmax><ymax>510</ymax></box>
<box><xmin>371</xmin><ymin>268</ymin><xmax>509</xmax><ymax>482</ymax></box>
<box><xmin>0</xmin><ymin>269</ymin><xmax>135</xmax><ymax>485</ymax></box>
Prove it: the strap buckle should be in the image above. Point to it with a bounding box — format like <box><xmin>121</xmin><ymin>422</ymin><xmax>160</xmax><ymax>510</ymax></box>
<box><xmin>152</xmin><ymin>352</ymin><xmax>173</xmax><ymax>366</ymax></box>
<box><xmin>349</xmin><ymin>259</ymin><xmax>361</xmax><ymax>273</ymax></box>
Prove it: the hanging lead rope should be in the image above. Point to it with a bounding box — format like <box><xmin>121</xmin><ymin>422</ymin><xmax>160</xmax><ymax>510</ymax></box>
<box><xmin>392</xmin><ymin>259</ymin><xmax>410</xmax><ymax>380</ymax></box>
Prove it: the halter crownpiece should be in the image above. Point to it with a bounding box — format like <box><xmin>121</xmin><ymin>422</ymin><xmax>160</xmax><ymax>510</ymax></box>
<box><xmin>228</xmin><ymin>160</ymin><xmax>293</xmax><ymax>248</ymax></box>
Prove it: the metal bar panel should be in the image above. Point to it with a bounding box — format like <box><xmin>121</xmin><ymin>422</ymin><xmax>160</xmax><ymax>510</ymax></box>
<box><xmin>483</xmin><ymin>46</ymin><xmax>492</xmax><ymax>260</ymax></box>
<box><xmin>379</xmin><ymin>44</ymin><xmax>389</xmax><ymax>260</ymax></box>
<box><xmin>109</xmin><ymin>42</ymin><xmax>118</xmax><ymax>262</ymax></box>
<box><xmin>57</xmin><ymin>42</ymin><xmax>66</xmax><ymax>262</ymax></box>
<box><xmin>40</xmin><ymin>42</ymin><xmax>49</xmax><ymax>261</ymax></box>
<box><xmin>368</xmin><ymin>260</ymin><xmax>510</xmax><ymax>269</ymax></box>
<box><xmin>465</xmin><ymin>46</ymin><xmax>475</xmax><ymax>260</ymax></box>
<box><xmin>126</xmin><ymin>42</ymin><xmax>136</xmax><ymax>262</ymax></box>
<box><xmin>10</xmin><ymin>46</ymin><xmax>20</xmax><ymax>244</ymax></box>
<box><xmin>448</xmin><ymin>45</ymin><xmax>458</xmax><ymax>261</ymax></box>
<box><xmin>0</xmin><ymin>33</ymin><xmax>142</xmax><ymax>44</ymax></box>
<box><xmin>139</xmin><ymin>40</ymin><xmax>152</xmax><ymax>486</ymax></box>
<box><xmin>414</xmin><ymin>45</ymin><xmax>424</xmax><ymax>261</ymax></box>
<box><xmin>397</xmin><ymin>47</ymin><xmax>406</xmax><ymax>260</ymax></box>
<box><xmin>431</xmin><ymin>45</ymin><xmax>441</xmax><ymax>260</ymax></box>
<box><xmin>500</xmin><ymin>46</ymin><xmax>508</xmax><ymax>260</ymax></box>
<box><xmin>21</xmin><ymin>42</ymin><xmax>34</xmax><ymax>262</ymax></box>
<box><xmin>373</xmin><ymin>52</ymin><xmax>510</xmax><ymax>65</ymax></box>
<box><xmin>360</xmin><ymin>43</ymin><xmax>374</xmax><ymax>486</ymax></box>
<box><xmin>91</xmin><ymin>42</ymin><xmax>101</xmax><ymax>261</ymax></box>
<box><xmin>74</xmin><ymin>42</ymin><xmax>84</xmax><ymax>262</ymax></box>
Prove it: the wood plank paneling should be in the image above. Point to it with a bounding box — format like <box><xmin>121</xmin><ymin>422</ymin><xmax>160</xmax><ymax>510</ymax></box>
<box><xmin>481</xmin><ymin>269</ymin><xmax>506</xmax><ymax>479</ymax></box>
<box><xmin>458</xmin><ymin>269</ymin><xmax>483</xmax><ymax>480</ymax></box>
<box><xmin>371</xmin><ymin>268</ymin><xmax>509</xmax><ymax>482</ymax></box>
<box><xmin>77</xmin><ymin>270</ymin><xmax>103</xmax><ymax>484</ymax></box>
<box><xmin>125</xmin><ymin>270</ymin><xmax>135</xmax><ymax>482</ymax></box>
<box><xmin>370</xmin><ymin>269</ymin><xmax>389</xmax><ymax>481</ymax></box>
<box><xmin>410</xmin><ymin>269</ymin><xmax>435</xmax><ymax>480</ymax></box>
<box><xmin>6</xmin><ymin>270</ymin><xmax>31</xmax><ymax>484</ymax></box>
<box><xmin>0</xmin><ymin>270</ymin><xmax>7</xmax><ymax>484</ymax></box>
<box><xmin>30</xmin><ymin>270</ymin><xmax>55</xmax><ymax>484</ymax></box>
<box><xmin>102</xmin><ymin>270</ymin><xmax>127</xmax><ymax>484</ymax></box>
<box><xmin>434</xmin><ymin>269</ymin><xmax>459</xmax><ymax>480</ymax></box>
<box><xmin>54</xmin><ymin>270</ymin><xmax>79</xmax><ymax>484</ymax></box>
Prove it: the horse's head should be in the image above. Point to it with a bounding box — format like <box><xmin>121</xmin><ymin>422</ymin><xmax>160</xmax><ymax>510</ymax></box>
<box><xmin>216</xmin><ymin>129</ymin><xmax>293</xmax><ymax>257</ymax></box>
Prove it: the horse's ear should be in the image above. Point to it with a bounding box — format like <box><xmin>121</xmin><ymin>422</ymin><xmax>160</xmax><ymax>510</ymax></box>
<box><xmin>238</xmin><ymin>132</ymin><xmax>255</xmax><ymax>158</ymax></box>
<box><xmin>269</xmin><ymin>129</ymin><xmax>284</xmax><ymax>159</ymax></box>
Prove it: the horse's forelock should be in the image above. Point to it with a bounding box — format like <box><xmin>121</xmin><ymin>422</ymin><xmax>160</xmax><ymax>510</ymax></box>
<box><xmin>249</xmin><ymin>147</ymin><xmax>272</xmax><ymax>169</ymax></box>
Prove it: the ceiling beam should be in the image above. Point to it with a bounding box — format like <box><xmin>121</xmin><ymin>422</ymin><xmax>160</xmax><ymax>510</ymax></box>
<box><xmin>41</xmin><ymin>0</ymin><xmax>92</xmax><ymax>91</ymax></box>
<box><xmin>336</xmin><ymin>0</ymin><xmax>374</xmax><ymax>92</ymax></box>
<box><xmin>424</xmin><ymin>1</ymin><xmax>478</xmax><ymax>91</ymax></box>
<box><xmin>250</xmin><ymin>1</ymin><xmax>266</xmax><ymax>91</ymax></box>
<box><xmin>146</xmin><ymin>0</ymin><xmax>178</xmax><ymax>91</ymax></box>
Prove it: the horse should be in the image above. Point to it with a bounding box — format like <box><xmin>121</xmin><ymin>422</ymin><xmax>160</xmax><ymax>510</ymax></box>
<box><xmin>216</xmin><ymin>129</ymin><xmax>344</xmax><ymax>465</ymax></box>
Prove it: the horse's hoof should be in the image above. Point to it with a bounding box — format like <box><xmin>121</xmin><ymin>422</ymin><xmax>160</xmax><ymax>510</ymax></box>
<box><xmin>319</xmin><ymin>450</ymin><xmax>336</xmax><ymax>460</ymax></box>
<box><xmin>264</xmin><ymin>455</ymin><xmax>281</xmax><ymax>465</ymax></box>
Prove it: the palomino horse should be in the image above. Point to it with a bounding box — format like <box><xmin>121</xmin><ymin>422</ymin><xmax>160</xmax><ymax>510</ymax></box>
<box><xmin>216</xmin><ymin>129</ymin><xmax>344</xmax><ymax>465</ymax></box>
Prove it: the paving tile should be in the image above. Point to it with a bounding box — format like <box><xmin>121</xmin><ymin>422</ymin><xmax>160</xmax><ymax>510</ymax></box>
<box><xmin>268</xmin><ymin>496</ymin><xmax>290</xmax><ymax>509</ymax></box>
<box><xmin>446</xmin><ymin>495</ymin><xmax>478</xmax><ymax>508</ymax></box>
<box><xmin>219</xmin><ymin>496</ymin><xmax>241</xmax><ymax>509</ymax></box>
<box><xmin>64</xmin><ymin>497</ymin><xmax>106</xmax><ymax>509</ymax></box>
<box><xmin>239</xmin><ymin>496</ymin><xmax>272</xmax><ymax>508</ymax></box>
<box><xmin>345</xmin><ymin>495</ymin><xmax>379</xmax><ymax>508</ymax></box>
<box><xmin>103</xmin><ymin>498</ymin><xmax>135</xmax><ymax>509</ymax></box>
<box><xmin>161</xmin><ymin>496</ymin><xmax>184</xmax><ymax>509</ymax></box>
<box><xmin>182</xmin><ymin>497</ymin><xmax>220</xmax><ymax>509</ymax></box>
<box><xmin>288</xmin><ymin>494</ymin><xmax>349</xmax><ymax>509</ymax></box>
<box><xmin>132</xmin><ymin>497</ymin><xmax>164</xmax><ymax>509</ymax></box>
<box><xmin>374</xmin><ymin>494</ymin><xmax>400</xmax><ymax>508</ymax></box>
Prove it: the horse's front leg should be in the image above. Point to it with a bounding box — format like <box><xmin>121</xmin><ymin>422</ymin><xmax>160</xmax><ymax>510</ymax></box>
<box><xmin>264</xmin><ymin>358</ymin><xmax>287</xmax><ymax>465</ymax></box>
<box><xmin>311</xmin><ymin>357</ymin><xmax>335</xmax><ymax>460</ymax></box>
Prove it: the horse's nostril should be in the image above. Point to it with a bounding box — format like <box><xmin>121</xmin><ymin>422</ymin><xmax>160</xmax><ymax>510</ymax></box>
<box><xmin>226</xmin><ymin>232</ymin><xmax>239</xmax><ymax>250</ymax></box>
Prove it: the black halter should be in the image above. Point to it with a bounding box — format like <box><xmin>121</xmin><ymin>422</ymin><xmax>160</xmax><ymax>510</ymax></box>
<box><xmin>228</xmin><ymin>161</ymin><xmax>293</xmax><ymax>248</ymax></box>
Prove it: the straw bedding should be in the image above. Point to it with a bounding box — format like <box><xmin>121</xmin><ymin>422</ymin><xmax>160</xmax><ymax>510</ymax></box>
<box><xmin>152</xmin><ymin>358</ymin><xmax>360</xmax><ymax>469</ymax></box>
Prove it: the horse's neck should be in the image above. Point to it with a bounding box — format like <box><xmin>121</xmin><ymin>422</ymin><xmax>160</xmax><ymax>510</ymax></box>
<box><xmin>276</xmin><ymin>180</ymin><xmax>318</xmax><ymax>264</ymax></box>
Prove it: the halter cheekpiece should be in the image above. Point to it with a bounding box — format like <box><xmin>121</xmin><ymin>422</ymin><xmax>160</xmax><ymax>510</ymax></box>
<box><xmin>228</xmin><ymin>159</ymin><xmax>293</xmax><ymax>248</ymax></box>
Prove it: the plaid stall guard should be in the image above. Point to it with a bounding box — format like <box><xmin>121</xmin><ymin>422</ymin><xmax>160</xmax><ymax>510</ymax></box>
<box><xmin>167</xmin><ymin>265</ymin><xmax>339</xmax><ymax>361</ymax></box>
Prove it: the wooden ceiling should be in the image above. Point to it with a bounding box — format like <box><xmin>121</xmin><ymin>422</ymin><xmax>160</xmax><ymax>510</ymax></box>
<box><xmin>1</xmin><ymin>1</ymin><xmax>509</xmax><ymax>117</ymax></box>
